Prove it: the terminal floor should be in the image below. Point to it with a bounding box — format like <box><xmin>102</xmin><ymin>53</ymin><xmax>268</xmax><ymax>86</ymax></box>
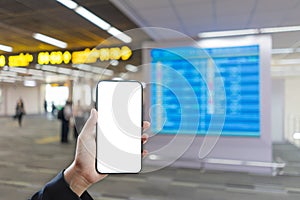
<box><xmin>1</xmin><ymin>115</ymin><xmax>300</xmax><ymax>200</ymax></box>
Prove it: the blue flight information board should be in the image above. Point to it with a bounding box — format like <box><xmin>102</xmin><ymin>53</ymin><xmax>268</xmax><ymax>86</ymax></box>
<box><xmin>150</xmin><ymin>45</ymin><xmax>260</xmax><ymax>137</ymax></box>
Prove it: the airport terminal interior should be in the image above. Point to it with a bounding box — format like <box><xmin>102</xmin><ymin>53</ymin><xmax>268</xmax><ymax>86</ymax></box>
<box><xmin>2</xmin><ymin>0</ymin><xmax>300</xmax><ymax>199</ymax></box>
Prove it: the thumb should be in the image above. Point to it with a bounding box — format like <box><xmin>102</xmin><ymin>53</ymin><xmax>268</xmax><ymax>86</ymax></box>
<box><xmin>80</xmin><ymin>108</ymin><xmax>98</xmax><ymax>136</ymax></box>
<box><xmin>88</xmin><ymin>108</ymin><xmax>98</xmax><ymax>125</ymax></box>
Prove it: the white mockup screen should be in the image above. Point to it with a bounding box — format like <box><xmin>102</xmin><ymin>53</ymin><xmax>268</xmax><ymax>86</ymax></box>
<box><xmin>96</xmin><ymin>81</ymin><xmax>142</xmax><ymax>173</ymax></box>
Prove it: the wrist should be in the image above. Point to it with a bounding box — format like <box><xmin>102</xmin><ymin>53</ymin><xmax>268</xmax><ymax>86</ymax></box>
<box><xmin>64</xmin><ymin>162</ymin><xmax>92</xmax><ymax>197</ymax></box>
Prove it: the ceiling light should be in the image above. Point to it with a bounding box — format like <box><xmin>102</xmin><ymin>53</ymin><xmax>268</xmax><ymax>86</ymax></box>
<box><xmin>41</xmin><ymin>65</ymin><xmax>58</xmax><ymax>72</ymax></box>
<box><xmin>260</xmin><ymin>25</ymin><xmax>300</xmax><ymax>33</ymax></box>
<box><xmin>110</xmin><ymin>60</ymin><xmax>119</xmax><ymax>66</ymax></box>
<box><xmin>56</xmin><ymin>0</ymin><xmax>78</xmax><ymax>9</ymax></box>
<box><xmin>58</xmin><ymin>2</ymin><xmax>129</xmax><ymax>43</ymax></box>
<box><xmin>28</xmin><ymin>69</ymin><xmax>43</xmax><ymax>76</ymax></box>
<box><xmin>107</xmin><ymin>27</ymin><xmax>132</xmax><ymax>43</ymax></box>
<box><xmin>10</xmin><ymin>67</ymin><xmax>27</xmax><ymax>74</ymax></box>
<box><xmin>74</xmin><ymin>64</ymin><xmax>91</xmax><ymax>71</ymax></box>
<box><xmin>272</xmin><ymin>48</ymin><xmax>294</xmax><ymax>54</ymax></box>
<box><xmin>74</xmin><ymin>6</ymin><xmax>111</xmax><ymax>30</ymax></box>
<box><xmin>0</xmin><ymin>44</ymin><xmax>13</xmax><ymax>52</ymax></box>
<box><xmin>57</xmin><ymin>67</ymin><xmax>72</xmax><ymax>75</ymax></box>
<box><xmin>198</xmin><ymin>25</ymin><xmax>300</xmax><ymax>39</ymax></box>
<box><xmin>1</xmin><ymin>71</ymin><xmax>17</xmax><ymax>77</ymax></box>
<box><xmin>33</xmin><ymin>33</ymin><xmax>67</xmax><ymax>48</ymax></box>
<box><xmin>198</xmin><ymin>29</ymin><xmax>259</xmax><ymax>38</ymax></box>
<box><xmin>125</xmin><ymin>64</ymin><xmax>139</xmax><ymax>72</ymax></box>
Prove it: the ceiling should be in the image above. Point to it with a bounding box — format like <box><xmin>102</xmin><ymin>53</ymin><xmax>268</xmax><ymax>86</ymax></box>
<box><xmin>111</xmin><ymin>0</ymin><xmax>300</xmax><ymax>76</ymax></box>
<box><xmin>0</xmin><ymin>0</ymin><xmax>139</xmax><ymax>53</ymax></box>
<box><xmin>112</xmin><ymin>0</ymin><xmax>300</xmax><ymax>48</ymax></box>
<box><xmin>1</xmin><ymin>0</ymin><xmax>300</xmax><ymax>84</ymax></box>
<box><xmin>2</xmin><ymin>0</ymin><xmax>300</xmax><ymax>54</ymax></box>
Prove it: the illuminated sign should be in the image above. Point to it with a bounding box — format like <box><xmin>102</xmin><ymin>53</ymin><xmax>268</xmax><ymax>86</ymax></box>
<box><xmin>72</xmin><ymin>46</ymin><xmax>132</xmax><ymax>64</ymax></box>
<box><xmin>8</xmin><ymin>53</ymin><xmax>33</xmax><ymax>67</ymax></box>
<box><xmin>38</xmin><ymin>51</ymin><xmax>71</xmax><ymax>65</ymax></box>
<box><xmin>0</xmin><ymin>55</ymin><xmax>5</xmax><ymax>67</ymax></box>
<box><xmin>0</xmin><ymin>46</ymin><xmax>132</xmax><ymax>67</ymax></box>
<box><xmin>72</xmin><ymin>49</ymin><xmax>98</xmax><ymax>64</ymax></box>
<box><xmin>120</xmin><ymin>46</ymin><xmax>132</xmax><ymax>60</ymax></box>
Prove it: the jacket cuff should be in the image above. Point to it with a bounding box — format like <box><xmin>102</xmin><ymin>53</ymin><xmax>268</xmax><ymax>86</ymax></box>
<box><xmin>32</xmin><ymin>171</ymin><xmax>93</xmax><ymax>200</ymax></box>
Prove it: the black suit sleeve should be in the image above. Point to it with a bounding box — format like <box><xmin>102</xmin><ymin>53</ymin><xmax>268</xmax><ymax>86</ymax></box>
<box><xmin>29</xmin><ymin>171</ymin><xmax>93</xmax><ymax>200</ymax></box>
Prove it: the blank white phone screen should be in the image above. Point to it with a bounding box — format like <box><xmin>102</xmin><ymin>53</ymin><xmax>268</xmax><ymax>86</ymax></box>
<box><xmin>96</xmin><ymin>81</ymin><xmax>142</xmax><ymax>173</ymax></box>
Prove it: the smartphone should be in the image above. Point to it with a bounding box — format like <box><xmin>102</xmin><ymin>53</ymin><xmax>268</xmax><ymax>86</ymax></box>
<box><xmin>96</xmin><ymin>80</ymin><xmax>143</xmax><ymax>173</ymax></box>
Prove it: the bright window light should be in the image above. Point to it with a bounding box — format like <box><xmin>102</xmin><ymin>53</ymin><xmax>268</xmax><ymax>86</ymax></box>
<box><xmin>75</xmin><ymin>6</ymin><xmax>111</xmax><ymax>30</ymax></box>
<box><xmin>56</xmin><ymin>0</ymin><xmax>78</xmax><ymax>9</ymax></box>
<box><xmin>293</xmin><ymin>132</ymin><xmax>300</xmax><ymax>139</ymax></box>
<box><xmin>0</xmin><ymin>44</ymin><xmax>13</xmax><ymax>52</ymax></box>
<box><xmin>199</xmin><ymin>29</ymin><xmax>259</xmax><ymax>38</ymax></box>
<box><xmin>33</xmin><ymin>33</ymin><xmax>67</xmax><ymax>48</ymax></box>
<box><xmin>24</xmin><ymin>80</ymin><xmax>37</xmax><ymax>87</ymax></box>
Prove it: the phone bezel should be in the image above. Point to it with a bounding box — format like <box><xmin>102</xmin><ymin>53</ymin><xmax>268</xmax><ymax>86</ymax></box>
<box><xmin>95</xmin><ymin>80</ymin><xmax>143</xmax><ymax>174</ymax></box>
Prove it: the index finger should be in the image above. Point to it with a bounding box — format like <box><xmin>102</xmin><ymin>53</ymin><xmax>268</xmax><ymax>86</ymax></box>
<box><xmin>143</xmin><ymin>121</ymin><xmax>150</xmax><ymax>131</ymax></box>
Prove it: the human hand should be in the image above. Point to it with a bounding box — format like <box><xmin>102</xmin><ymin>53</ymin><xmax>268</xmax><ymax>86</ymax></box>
<box><xmin>64</xmin><ymin>108</ymin><xmax>150</xmax><ymax>197</ymax></box>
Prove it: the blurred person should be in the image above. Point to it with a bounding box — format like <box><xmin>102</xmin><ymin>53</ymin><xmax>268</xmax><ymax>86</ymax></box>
<box><xmin>44</xmin><ymin>99</ymin><xmax>47</xmax><ymax>113</ymax></box>
<box><xmin>29</xmin><ymin>108</ymin><xmax>150</xmax><ymax>200</ymax></box>
<box><xmin>51</xmin><ymin>101</ymin><xmax>56</xmax><ymax>116</ymax></box>
<box><xmin>60</xmin><ymin>100</ymin><xmax>73</xmax><ymax>143</ymax></box>
<box><xmin>15</xmin><ymin>98</ymin><xmax>25</xmax><ymax>127</ymax></box>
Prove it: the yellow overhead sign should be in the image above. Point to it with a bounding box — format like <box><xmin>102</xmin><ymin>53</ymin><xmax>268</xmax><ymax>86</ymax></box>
<box><xmin>71</xmin><ymin>46</ymin><xmax>132</xmax><ymax>64</ymax></box>
<box><xmin>8</xmin><ymin>53</ymin><xmax>33</xmax><ymax>67</ymax></box>
<box><xmin>38</xmin><ymin>51</ymin><xmax>71</xmax><ymax>65</ymax></box>
<box><xmin>0</xmin><ymin>55</ymin><xmax>5</xmax><ymax>67</ymax></box>
<box><xmin>72</xmin><ymin>49</ymin><xmax>98</xmax><ymax>64</ymax></box>
<box><xmin>0</xmin><ymin>46</ymin><xmax>132</xmax><ymax>67</ymax></box>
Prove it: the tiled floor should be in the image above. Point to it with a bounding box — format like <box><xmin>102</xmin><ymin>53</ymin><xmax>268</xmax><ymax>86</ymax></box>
<box><xmin>1</xmin><ymin>114</ymin><xmax>300</xmax><ymax>200</ymax></box>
